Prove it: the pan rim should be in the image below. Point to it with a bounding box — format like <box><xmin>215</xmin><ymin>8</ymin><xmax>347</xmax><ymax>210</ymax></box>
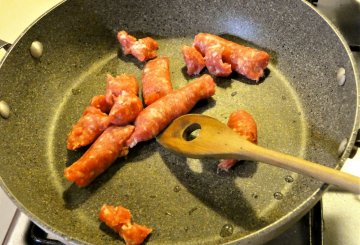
<box><xmin>0</xmin><ymin>0</ymin><xmax>67</xmax><ymax>68</ymax></box>
<box><xmin>0</xmin><ymin>0</ymin><xmax>359</xmax><ymax>244</ymax></box>
<box><xmin>300</xmin><ymin>1</ymin><xmax>360</xmax><ymax>165</ymax></box>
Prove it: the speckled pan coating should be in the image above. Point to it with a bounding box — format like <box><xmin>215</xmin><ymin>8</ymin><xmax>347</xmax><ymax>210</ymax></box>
<box><xmin>0</xmin><ymin>0</ymin><xmax>358</xmax><ymax>244</ymax></box>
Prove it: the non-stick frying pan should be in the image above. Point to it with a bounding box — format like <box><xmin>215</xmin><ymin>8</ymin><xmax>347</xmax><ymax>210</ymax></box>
<box><xmin>0</xmin><ymin>0</ymin><xmax>359</xmax><ymax>244</ymax></box>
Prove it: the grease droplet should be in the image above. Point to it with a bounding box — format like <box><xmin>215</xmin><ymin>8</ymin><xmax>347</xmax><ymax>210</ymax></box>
<box><xmin>165</xmin><ymin>211</ymin><xmax>172</xmax><ymax>216</ymax></box>
<box><xmin>274</xmin><ymin>192</ymin><xmax>283</xmax><ymax>200</ymax></box>
<box><xmin>285</xmin><ymin>175</ymin><xmax>294</xmax><ymax>183</ymax></box>
<box><xmin>173</xmin><ymin>185</ymin><xmax>181</xmax><ymax>192</ymax></box>
<box><xmin>220</xmin><ymin>224</ymin><xmax>234</xmax><ymax>237</ymax></box>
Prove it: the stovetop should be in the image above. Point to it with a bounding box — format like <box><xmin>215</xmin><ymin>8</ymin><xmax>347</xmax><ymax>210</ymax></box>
<box><xmin>0</xmin><ymin>0</ymin><xmax>359</xmax><ymax>244</ymax></box>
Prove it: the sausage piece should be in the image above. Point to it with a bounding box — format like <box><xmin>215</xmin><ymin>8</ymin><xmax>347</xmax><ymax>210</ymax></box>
<box><xmin>181</xmin><ymin>46</ymin><xmax>206</xmax><ymax>76</ymax></box>
<box><xmin>99</xmin><ymin>205</ymin><xmax>132</xmax><ymax>232</ymax></box>
<box><xmin>109</xmin><ymin>91</ymin><xmax>143</xmax><ymax>126</ymax></box>
<box><xmin>227</xmin><ymin>110</ymin><xmax>257</xmax><ymax>144</ymax></box>
<box><xmin>67</xmin><ymin>106</ymin><xmax>110</xmax><ymax>150</ymax></box>
<box><xmin>204</xmin><ymin>44</ymin><xmax>232</xmax><ymax>77</ymax></box>
<box><xmin>130</xmin><ymin>37</ymin><xmax>158</xmax><ymax>62</ymax></box>
<box><xmin>142</xmin><ymin>57</ymin><xmax>172</xmax><ymax>106</ymax></box>
<box><xmin>90</xmin><ymin>95</ymin><xmax>112</xmax><ymax>114</ymax></box>
<box><xmin>120</xmin><ymin>223</ymin><xmax>152</xmax><ymax>245</ymax></box>
<box><xmin>106</xmin><ymin>74</ymin><xmax>139</xmax><ymax>106</ymax></box>
<box><xmin>117</xmin><ymin>31</ymin><xmax>158</xmax><ymax>62</ymax></box>
<box><xmin>127</xmin><ymin>74</ymin><xmax>216</xmax><ymax>148</ymax></box>
<box><xmin>99</xmin><ymin>204</ymin><xmax>152</xmax><ymax>245</ymax></box>
<box><xmin>117</xmin><ymin>31</ymin><xmax>137</xmax><ymax>55</ymax></box>
<box><xmin>64</xmin><ymin>125</ymin><xmax>134</xmax><ymax>187</ymax></box>
<box><xmin>193</xmin><ymin>33</ymin><xmax>270</xmax><ymax>81</ymax></box>
<box><xmin>227</xmin><ymin>45</ymin><xmax>270</xmax><ymax>82</ymax></box>
<box><xmin>217</xmin><ymin>110</ymin><xmax>257</xmax><ymax>171</ymax></box>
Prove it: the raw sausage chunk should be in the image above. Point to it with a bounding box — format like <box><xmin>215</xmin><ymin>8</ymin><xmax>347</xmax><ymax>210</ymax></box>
<box><xmin>106</xmin><ymin>74</ymin><xmax>139</xmax><ymax>106</ymax></box>
<box><xmin>117</xmin><ymin>31</ymin><xmax>158</xmax><ymax>62</ymax></box>
<box><xmin>204</xmin><ymin>44</ymin><xmax>232</xmax><ymax>77</ymax></box>
<box><xmin>67</xmin><ymin>106</ymin><xmax>110</xmax><ymax>150</ymax></box>
<box><xmin>64</xmin><ymin>125</ymin><xmax>134</xmax><ymax>187</ymax></box>
<box><xmin>142</xmin><ymin>57</ymin><xmax>172</xmax><ymax>105</ymax></box>
<box><xmin>99</xmin><ymin>205</ymin><xmax>132</xmax><ymax>231</ymax></box>
<box><xmin>130</xmin><ymin>37</ymin><xmax>158</xmax><ymax>62</ymax></box>
<box><xmin>117</xmin><ymin>31</ymin><xmax>137</xmax><ymax>55</ymax></box>
<box><xmin>182</xmin><ymin>46</ymin><xmax>206</xmax><ymax>76</ymax></box>
<box><xmin>218</xmin><ymin>110</ymin><xmax>257</xmax><ymax>171</ymax></box>
<box><xmin>109</xmin><ymin>91</ymin><xmax>143</xmax><ymax>126</ymax></box>
<box><xmin>99</xmin><ymin>204</ymin><xmax>152</xmax><ymax>245</ymax></box>
<box><xmin>90</xmin><ymin>95</ymin><xmax>112</xmax><ymax>114</ymax></box>
<box><xmin>193</xmin><ymin>33</ymin><xmax>270</xmax><ymax>81</ymax></box>
<box><xmin>127</xmin><ymin>74</ymin><xmax>216</xmax><ymax>148</ymax></box>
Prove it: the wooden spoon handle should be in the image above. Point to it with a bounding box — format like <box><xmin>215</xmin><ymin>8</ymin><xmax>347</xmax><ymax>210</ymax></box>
<box><xmin>238</xmin><ymin>144</ymin><xmax>360</xmax><ymax>194</ymax></box>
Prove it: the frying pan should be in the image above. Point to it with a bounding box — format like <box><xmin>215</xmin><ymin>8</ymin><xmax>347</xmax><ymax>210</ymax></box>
<box><xmin>0</xmin><ymin>0</ymin><xmax>359</xmax><ymax>244</ymax></box>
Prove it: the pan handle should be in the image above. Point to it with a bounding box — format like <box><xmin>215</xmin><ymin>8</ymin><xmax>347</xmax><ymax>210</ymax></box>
<box><xmin>0</xmin><ymin>39</ymin><xmax>11</xmax><ymax>51</ymax></box>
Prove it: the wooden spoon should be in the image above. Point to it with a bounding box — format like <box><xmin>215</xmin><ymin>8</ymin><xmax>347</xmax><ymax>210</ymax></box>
<box><xmin>156</xmin><ymin>114</ymin><xmax>360</xmax><ymax>194</ymax></box>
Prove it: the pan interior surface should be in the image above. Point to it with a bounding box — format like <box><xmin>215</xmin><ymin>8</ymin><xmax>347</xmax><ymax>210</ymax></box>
<box><xmin>0</xmin><ymin>0</ymin><xmax>357</xmax><ymax>244</ymax></box>
<box><xmin>45</xmin><ymin>37</ymin><xmax>308</xmax><ymax>244</ymax></box>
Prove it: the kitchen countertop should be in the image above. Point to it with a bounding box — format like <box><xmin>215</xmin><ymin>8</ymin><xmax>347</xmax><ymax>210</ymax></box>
<box><xmin>0</xmin><ymin>0</ymin><xmax>359</xmax><ymax>244</ymax></box>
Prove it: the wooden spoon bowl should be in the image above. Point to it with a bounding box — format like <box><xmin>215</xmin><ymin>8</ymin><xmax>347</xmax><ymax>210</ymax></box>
<box><xmin>157</xmin><ymin>114</ymin><xmax>360</xmax><ymax>194</ymax></box>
